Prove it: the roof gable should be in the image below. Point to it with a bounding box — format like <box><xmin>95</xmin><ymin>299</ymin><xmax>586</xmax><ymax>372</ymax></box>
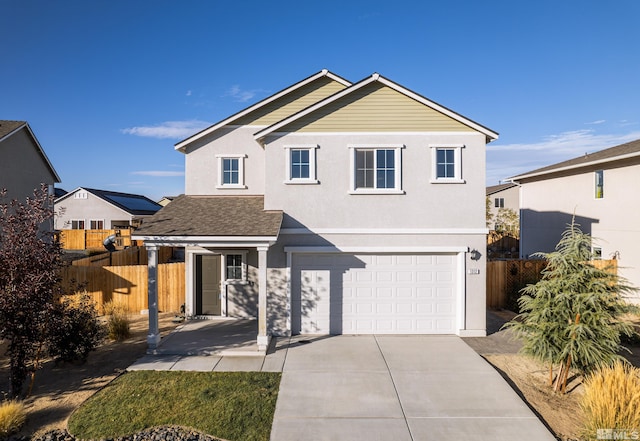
<box><xmin>510</xmin><ymin>138</ymin><xmax>640</xmax><ymax>181</ymax></box>
<box><xmin>175</xmin><ymin>70</ymin><xmax>351</xmax><ymax>152</ymax></box>
<box><xmin>254</xmin><ymin>74</ymin><xmax>499</xmax><ymax>142</ymax></box>
<box><xmin>486</xmin><ymin>183</ymin><xmax>518</xmax><ymax>196</ymax></box>
<box><xmin>0</xmin><ymin>120</ymin><xmax>61</xmax><ymax>183</ymax></box>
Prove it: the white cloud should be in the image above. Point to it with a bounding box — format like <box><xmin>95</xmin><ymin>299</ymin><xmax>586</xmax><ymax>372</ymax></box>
<box><xmin>224</xmin><ymin>85</ymin><xmax>266</xmax><ymax>103</ymax></box>
<box><xmin>186</xmin><ymin>90</ymin><xmax>192</xmax><ymax>97</ymax></box>
<box><xmin>131</xmin><ymin>171</ymin><xmax>185</xmax><ymax>177</ymax></box>
<box><xmin>487</xmin><ymin>129</ymin><xmax>640</xmax><ymax>185</ymax></box>
<box><xmin>121</xmin><ymin>120</ymin><xmax>210</xmax><ymax>139</ymax></box>
<box><xmin>585</xmin><ymin>119</ymin><xmax>605</xmax><ymax>125</ymax></box>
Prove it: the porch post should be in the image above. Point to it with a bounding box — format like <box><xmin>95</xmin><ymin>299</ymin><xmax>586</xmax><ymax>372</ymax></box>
<box><xmin>146</xmin><ymin>244</ymin><xmax>161</xmax><ymax>350</ymax></box>
<box><xmin>257</xmin><ymin>245</ymin><xmax>270</xmax><ymax>351</ymax></box>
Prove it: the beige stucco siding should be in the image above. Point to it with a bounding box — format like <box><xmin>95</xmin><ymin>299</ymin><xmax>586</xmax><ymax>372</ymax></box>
<box><xmin>233</xmin><ymin>77</ymin><xmax>347</xmax><ymax>126</ymax></box>
<box><xmin>263</xmin><ymin>132</ymin><xmax>486</xmax><ymax>229</ymax></box>
<box><xmin>519</xmin><ymin>159</ymin><xmax>640</xmax><ymax>296</ymax></box>
<box><xmin>280</xmin><ymin>83</ymin><xmax>475</xmax><ymax>133</ymax></box>
<box><xmin>185</xmin><ymin>126</ymin><xmax>266</xmax><ymax>195</ymax></box>
<box><xmin>488</xmin><ymin>185</ymin><xmax>519</xmax><ymax>229</ymax></box>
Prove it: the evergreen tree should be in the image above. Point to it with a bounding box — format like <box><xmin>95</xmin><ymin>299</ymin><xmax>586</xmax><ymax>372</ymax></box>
<box><xmin>505</xmin><ymin>221</ymin><xmax>636</xmax><ymax>393</ymax></box>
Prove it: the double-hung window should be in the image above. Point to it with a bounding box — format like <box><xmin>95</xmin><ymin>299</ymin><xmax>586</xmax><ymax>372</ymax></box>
<box><xmin>430</xmin><ymin>144</ymin><xmax>465</xmax><ymax>183</ymax></box>
<box><xmin>284</xmin><ymin>145</ymin><xmax>318</xmax><ymax>184</ymax></box>
<box><xmin>90</xmin><ymin>220</ymin><xmax>104</xmax><ymax>229</ymax></box>
<box><xmin>349</xmin><ymin>145</ymin><xmax>404</xmax><ymax>194</ymax></box>
<box><xmin>495</xmin><ymin>198</ymin><xmax>504</xmax><ymax>208</ymax></box>
<box><xmin>216</xmin><ymin>154</ymin><xmax>246</xmax><ymax>189</ymax></box>
<box><xmin>71</xmin><ymin>220</ymin><xmax>85</xmax><ymax>229</ymax></box>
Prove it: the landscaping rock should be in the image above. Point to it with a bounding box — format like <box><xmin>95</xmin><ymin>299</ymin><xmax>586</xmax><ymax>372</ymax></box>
<box><xmin>8</xmin><ymin>426</ymin><xmax>223</xmax><ymax>441</ymax></box>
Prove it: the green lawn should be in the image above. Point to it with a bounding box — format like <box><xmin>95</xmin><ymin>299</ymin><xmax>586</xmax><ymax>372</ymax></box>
<box><xmin>68</xmin><ymin>370</ymin><xmax>281</xmax><ymax>441</ymax></box>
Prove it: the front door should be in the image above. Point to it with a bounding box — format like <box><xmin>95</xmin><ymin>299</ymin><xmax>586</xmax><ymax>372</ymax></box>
<box><xmin>195</xmin><ymin>254</ymin><xmax>222</xmax><ymax>315</ymax></box>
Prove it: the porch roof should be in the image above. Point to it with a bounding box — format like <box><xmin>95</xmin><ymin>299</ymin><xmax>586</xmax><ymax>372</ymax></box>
<box><xmin>132</xmin><ymin>195</ymin><xmax>283</xmax><ymax>240</ymax></box>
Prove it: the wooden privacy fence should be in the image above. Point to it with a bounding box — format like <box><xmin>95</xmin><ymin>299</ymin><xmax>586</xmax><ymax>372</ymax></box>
<box><xmin>71</xmin><ymin>246</ymin><xmax>175</xmax><ymax>267</ymax></box>
<box><xmin>58</xmin><ymin>229</ymin><xmax>136</xmax><ymax>250</ymax></box>
<box><xmin>60</xmin><ymin>262</ymin><xmax>185</xmax><ymax>314</ymax></box>
<box><xmin>487</xmin><ymin>259</ymin><xmax>618</xmax><ymax>310</ymax></box>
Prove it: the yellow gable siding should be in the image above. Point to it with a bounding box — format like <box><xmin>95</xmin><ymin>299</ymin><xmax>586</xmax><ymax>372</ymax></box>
<box><xmin>234</xmin><ymin>77</ymin><xmax>347</xmax><ymax>126</ymax></box>
<box><xmin>282</xmin><ymin>83</ymin><xmax>475</xmax><ymax>132</ymax></box>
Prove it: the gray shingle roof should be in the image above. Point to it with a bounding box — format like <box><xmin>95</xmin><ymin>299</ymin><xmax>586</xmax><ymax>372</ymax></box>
<box><xmin>511</xmin><ymin>138</ymin><xmax>640</xmax><ymax>180</ymax></box>
<box><xmin>486</xmin><ymin>183</ymin><xmax>517</xmax><ymax>196</ymax></box>
<box><xmin>134</xmin><ymin>195</ymin><xmax>283</xmax><ymax>237</ymax></box>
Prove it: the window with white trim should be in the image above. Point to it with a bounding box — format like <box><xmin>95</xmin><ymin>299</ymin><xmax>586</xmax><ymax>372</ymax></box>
<box><xmin>224</xmin><ymin>251</ymin><xmax>247</xmax><ymax>283</ymax></box>
<box><xmin>494</xmin><ymin>198</ymin><xmax>504</xmax><ymax>208</ymax></box>
<box><xmin>90</xmin><ymin>220</ymin><xmax>104</xmax><ymax>229</ymax></box>
<box><xmin>285</xmin><ymin>145</ymin><xmax>318</xmax><ymax>184</ymax></box>
<box><xmin>430</xmin><ymin>145</ymin><xmax>465</xmax><ymax>183</ymax></box>
<box><xmin>71</xmin><ymin>220</ymin><xmax>85</xmax><ymax>229</ymax></box>
<box><xmin>216</xmin><ymin>154</ymin><xmax>246</xmax><ymax>189</ymax></box>
<box><xmin>349</xmin><ymin>145</ymin><xmax>404</xmax><ymax>193</ymax></box>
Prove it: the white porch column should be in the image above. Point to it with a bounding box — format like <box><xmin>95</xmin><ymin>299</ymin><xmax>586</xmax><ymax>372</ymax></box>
<box><xmin>257</xmin><ymin>245</ymin><xmax>270</xmax><ymax>351</ymax></box>
<box><xmin>146</xmin><ymin>244</ymin><xmax>161</xmax><ymax>349</ymax></box>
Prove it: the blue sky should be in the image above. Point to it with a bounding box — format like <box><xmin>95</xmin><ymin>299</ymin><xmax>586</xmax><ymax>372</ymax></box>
<box><xmin>2</xmin><ymin>0</ymin><xmax>639</xmax><ymax>201</ymax></box>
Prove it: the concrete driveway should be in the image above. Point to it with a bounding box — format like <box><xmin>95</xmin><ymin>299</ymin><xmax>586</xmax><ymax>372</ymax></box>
<box><xmin>270</xmin><ymin>335</ymin><xmax>555</xmax><ymax>441</ymax></box>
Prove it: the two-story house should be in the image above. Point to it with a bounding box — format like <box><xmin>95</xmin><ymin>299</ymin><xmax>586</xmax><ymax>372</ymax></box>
<box><xmin>134</xmin><ymin>70</ymin><xmax>499</xmax><ymax>350</ymax></box>
<box><xmin>510</xmin><ymin>139</ymin><xmax>640</xmax><ymax>298</ymax></box>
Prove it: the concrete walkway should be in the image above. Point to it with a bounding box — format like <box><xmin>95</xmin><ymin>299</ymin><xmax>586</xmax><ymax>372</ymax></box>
<box><xmin>129</xmin><ymin>333</ymin><xmax>555</xmax><ymax>440</ymax></box>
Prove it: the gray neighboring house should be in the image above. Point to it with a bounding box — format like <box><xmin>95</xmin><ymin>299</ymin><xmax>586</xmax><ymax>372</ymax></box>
<box><xmin>54</xmin><ymin>187</ymin><xmax>162</xmax><ymax>231</ymax></box>
<box><xmin>486</xmin><ymin>182</ymin><xmax>519</xmax><ymax>230</ymax></box>
<box><xmin>510</xmin><ymin>138</ymin><xmax>640</xmax><ymax>299</ymax></box>
<box><xmin>134</xmin><ymin>70</ymin><xmax>499</xmax><ymax>350</ymax></box>
<box><xmin>0</xmin><ymin>120</ymin><xmax>61</xmax><ymax>218</ymax></box>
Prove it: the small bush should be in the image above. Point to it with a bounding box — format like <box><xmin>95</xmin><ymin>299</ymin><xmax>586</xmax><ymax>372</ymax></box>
<box><xmin>104</xmin><ymin>301</ymin><xmax>131</xmax><ymax>341</ymax></box>
<box><xmin>48</xmin><ymin>293</ymin><xmax>106</xmax><ymax>363</ymax></box>
<box><xmin>581</xmin><ymin>361</ymin><xmax>640</xmax><ymax>440</ymax></box>
<box><xmin>0</xmin><ymin>400</ymin><xmax>26</xmax><ymax>437</ymax></box>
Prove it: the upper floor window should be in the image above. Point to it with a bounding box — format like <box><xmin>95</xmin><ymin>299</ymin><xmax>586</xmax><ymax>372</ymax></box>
<box><xmin>430</xmin><ymin>145</ymin><xmax>465</xmax><ymax>183</ymax></box>
<box><xmin>495</xmin><ymin>198</ymin><xmax>504</xmax><ymax>208</ymax></box>
<box><xmin>595</xmin><ymin>170</ymin><xmax>604</xmax><ymax>199</ymax></box>
<box><xmin>349</xmin><ymin>145</ymin><xmax>404</xmax><ymax>194</ymax></box>
<box><xmin>285</xmin><ymin>145</ymin><xmax>318</xmax><ymax>184</ymax></box>
<box><xmin>216</xmin><ymin>154</ymin><xmax>246</xmax><ymax>189</ymax></box>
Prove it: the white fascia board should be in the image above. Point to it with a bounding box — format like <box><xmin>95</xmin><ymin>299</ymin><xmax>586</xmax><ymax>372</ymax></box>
<box><xmin>510</xmin><ymin>151</ymin><xmax>640</xmax><ymax>182</ymax></box>
<box><xmin>254</xmin><ymin>74</ymin><xmax>380</xmax><ymax>141</ymax></box>
<box><xmin>175</xmin><ymin>70</ymin><xmax>351</xmax><ymax>152</ymax></box>
<box><xmin>132</xmin><ymin>235</ymin><xmax>279</xmax><ymax>248</ymax></box>
<box><xmin>280</xmin><ymin>228</ymin><xmax>489</xmax><ymax>235</ymax></box>
<box><xmin>375</xmin><ymin>76</ymin><xmax>499</xmax><ymax>141</ymax></box>
<box><xmin>284</xmin><ymin>246</ymin><xmax>470</xmax><ymax>254</ymax></box>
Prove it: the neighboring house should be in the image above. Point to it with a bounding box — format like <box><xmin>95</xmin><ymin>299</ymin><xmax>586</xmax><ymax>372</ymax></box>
<box><xmin>134</xmin><ymin>70</ymin><xmax>499</xmax><ymax>350</ymax></box>
<box><xmin>0</xmin><ymin>120</ymin><xmax>61</xmax><ymax>212</ymax></box>
<box><xmin>510</xmin><ymin>138</ymin><xmax>640</xmax><ymax>298</ymax></box>
<box><xmin>157</xmin><ymin>196</ymin><xmax>178</xmax><ymax>207</ymax></box>
<box><xmin>55</xmin><ymin>187</ymin><xmax>162</xmax><ymax>230</ymax></box>
<box><xmin>486</xmin><ymin>182</ymin><xmax>519</xmax><ymax>230</ymax></box>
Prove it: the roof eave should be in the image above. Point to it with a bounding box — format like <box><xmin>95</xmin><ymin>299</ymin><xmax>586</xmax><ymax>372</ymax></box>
<box><xmin>510</xmin><ymin>150</ymin><xmax>640</xmax><ymax>182</ymax></box>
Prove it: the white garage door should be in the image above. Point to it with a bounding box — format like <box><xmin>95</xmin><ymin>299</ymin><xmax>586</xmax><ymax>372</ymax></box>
<box><xmin>291</xmin><ymin>253</ymin><xmax>458</xmax><ymax>335</ymax></box>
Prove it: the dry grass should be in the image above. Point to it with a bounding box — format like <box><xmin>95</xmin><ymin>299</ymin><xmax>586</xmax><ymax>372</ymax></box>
<box><xmin>103</xmin><ymin>301</ymin><xmax>131</xmax><ymax>341</ymax></box>
<box><xmin>0</xmin><ymin>400</ymin><xmax>27</xmax><ymax>437</ymax></box>
<box><xmin>581</xmin><ymin>361</ymin><xmax>640</xmax><ymax>440</ymax></box>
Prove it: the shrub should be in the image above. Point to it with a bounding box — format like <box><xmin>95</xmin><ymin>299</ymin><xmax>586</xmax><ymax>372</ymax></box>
<box><xmin>104</xmin><ymin>301</ymin><xmax>131</xmax><ymax>341</ymax></box>
<box><xmin>0</xmin><ymin>400</ymin><xmax>26</xmax><ymax>437</ymax></box>
<box><xmin>48</xmin><ymin>293</ymin><xmax>106</xmax><ymax>363</ymax></box>
<box><xmin>581</xmin><ymin>361</ymin><xmax>640</xmax><ymax>440</ymax></box>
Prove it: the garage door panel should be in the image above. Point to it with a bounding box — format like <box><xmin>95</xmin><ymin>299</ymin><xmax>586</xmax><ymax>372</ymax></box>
<box><xmin>293</xmin><ymin>253</ymin><xmax>457</xmax><ymax>335</ymax></box>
